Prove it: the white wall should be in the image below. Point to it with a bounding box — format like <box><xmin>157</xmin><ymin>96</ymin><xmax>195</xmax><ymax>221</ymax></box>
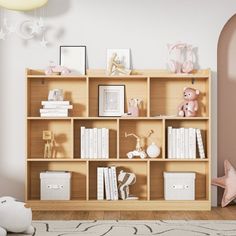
<box><xmin>0</xmin><ymin>0</ymin><xmax>235</xmax><ymax>205</ymax></box>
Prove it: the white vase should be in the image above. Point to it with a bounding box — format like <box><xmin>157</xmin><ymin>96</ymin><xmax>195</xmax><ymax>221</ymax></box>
<box><xmin>147</xmin><ymin>142</ymin><xmax>160</xmax><ymax>158</ymax></box>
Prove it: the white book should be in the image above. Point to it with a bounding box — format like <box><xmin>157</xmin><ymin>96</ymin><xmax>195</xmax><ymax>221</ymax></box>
<box><xmin>40</xmin><ymin>113</ymin><xmax>68</xmax><ymax>117</ymax></box>
<box><xmin>85</xmin><ymin>128</ymin><xmax>90</xmax><ymax>159</ymax></box>
<box><xmin>184</xmin><ymin>128</ymin><xmax>189</xmax><ymax>158</ymax></box>
<box><xmin>89</xmin><ymin>129</ymin><xmax>94</xmax><ymax>159</ymax></box>
<box><xmin>80</xmin><ymin>126</ymin><xmax>85</xmax><ymax>159</ymax></box>
<box><xmin>40</xmin><ymin>109</ymin><xmax>68</xmax><ymax>113</ymax></box>
<box><xmin>97</xmin><ymin>167</ymin><xmax>104</xmax><ymax>200</ymax></box>
<box><xmin>108</xmin><ymin>168</ymin><xmax>114</xmax><ymax>200</ymax></box>
<box><xmin>102</xmin><ymin>128</ymin><xmax>109</xmax><ymax>159</ymax></box>
<box><xmin>43</xmin><ymin>104</ymin><xmax>73</xmax><ymax>109</ymax></box>
<box><xmin>196</xmin><ymin>129</ymin><xmax>206</xmax><ymax>159</ymax></box>
<box><xmin>180</xmin><ymin>128</ymin><xmax>185</xmax><ymax>159</ymax></box>
<box><xmin>176</xmin><ymin>129</ymin><xmax>181</xmax><ymax>159</ymax></box>
<box><xmin>103</xmin><ymin>168</ymin><xmax>111</xmax><ymax>200</ymax></box>
<box><xmin>172</xmin><ymin>128</ymin><xmax>177</xmax><ymax>158</ymax></box>
<box><xmin>168</xmin><ymin>127</ymin><xmax>172</xmax><ymax>159</ymax></box>
<box><xmin>97</xmin><ymin>129</ymin><xmax>102</xmax><ymax>158</ymax></box>
<box><xmin>93</xmin><ymin>128</ymin><xmax>98</xmax><ymax>159</ymax></box>
<box><xmin>41</xmin><ymin>101</ymin><xmax>70</xmax><ymax>105</ymax></box>
<box><xmin>189</xmin><ymin>128</ymin><xmax>196</xmax><ymax>159</ymax></box>
<box><xmin>111</xmin><ymin>166</ymin><xmax>118</xmax><ymax>200</ymax></box>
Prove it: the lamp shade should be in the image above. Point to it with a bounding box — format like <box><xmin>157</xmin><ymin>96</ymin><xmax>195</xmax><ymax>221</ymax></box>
<box><xmin>0</xmin><ymin>0</ymin><xmax>48</xmax><ymax>11</ymax></box>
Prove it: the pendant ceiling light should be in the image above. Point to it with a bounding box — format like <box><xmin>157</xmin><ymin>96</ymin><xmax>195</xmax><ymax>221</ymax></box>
<box><xmin>0</xmin><ymin>0</ymin><xmax>48</xmax><ymax>11</ymax></box>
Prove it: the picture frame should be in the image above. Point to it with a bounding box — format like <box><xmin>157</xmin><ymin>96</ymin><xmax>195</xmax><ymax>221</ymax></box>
<box><xmin>106</xmin><ymin>48</ymin><xmax>130</xmax><ymax>72</ymax></box>
<box><xmin>98</xmin><ymin>85</ymin><xmax>125</xmax><ymax>117</ymax></box>
<box><xmin>60</xmin><ymin>45</ymin><xmax>86</xmax><ymax>75</ymax></box>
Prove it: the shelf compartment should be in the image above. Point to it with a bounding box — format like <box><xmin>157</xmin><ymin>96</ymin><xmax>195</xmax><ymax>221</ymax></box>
<box><xmin>27</xmin><ymin>120</ymin><xmax>72</xmax><ymax>159</ymax></box>
<box><xmin>74</xmin><ymin>119</ymin><xmax>118</xmax><ymax>159</ymax></box>
<box><xmin>27</xmin><ymin>161</ymin><xmax>87</xmax><ymax>201</ymax></box>
<box><xmin>88</xmin><ymin>77</ymin><xmax>148</xmax><ymax>117</ymax></box>
<box><xmin>165</xmin><ymin>119</ymin><xmax>209</xmax><ymax>159</ymax></box>
<box><xmin>150</xmin><ymin>77</ymin><xmax>209</xmax><ymax>117</ymax></box>
<box><xmin>27</xmin><ymin>77</ymin><xmax>87</xmax><ymax>117</ymax></box>
<box><xmin>88</xmin><ymin>161</ymin><xmax>148</xmax><ymax>200</ymax></box>
<box><xmin>150</xmin><ymin>161</ymin><xmax>209</xmax><ymax>201</ymax></box>
<box><xmin>119</xmin><ymin>119</ymin><xmax>163</xmax><ymax>159</ymax></box>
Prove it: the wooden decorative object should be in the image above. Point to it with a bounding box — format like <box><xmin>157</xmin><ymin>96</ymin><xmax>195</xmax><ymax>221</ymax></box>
<box><xmin>26</xmin><ymin>68</ymin><xmax>211</xmax><ymax>211</ymax></box>
<box><xmin>43</xmin><ymin>131</ymin><xmax>54</xmax><ymax>159</ymax></box>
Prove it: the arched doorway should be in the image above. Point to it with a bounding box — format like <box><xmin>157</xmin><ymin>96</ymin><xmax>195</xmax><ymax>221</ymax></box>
<box><xmin>218</xmin><ymin>14</ymin><xmax>236</xmax><ymax>204</ymax></box>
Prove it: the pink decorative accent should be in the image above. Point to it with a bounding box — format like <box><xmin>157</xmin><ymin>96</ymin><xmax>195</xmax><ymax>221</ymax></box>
<box><xmin>212</xmin><ymin>160</ymin><xmax>236</xmax><ymax>207</ymax></box>
<box><xmin>128</xmin><ymin>98</ymin><xmax>142</xmax><ymax>117</ymax></box>
<box><xmin>178</xmin><ymin>87</ymin><xmax>200</xmax><ymax>117</ymax></box>
<box><xmin>45</xmin><ymin>63</ymin><xmax>70</xmax><ymax>75</ymax></box>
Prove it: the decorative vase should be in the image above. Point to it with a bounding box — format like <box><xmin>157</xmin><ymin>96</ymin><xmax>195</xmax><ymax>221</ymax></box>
<box><xmin>147</xmin><ymin>142</ymin><xmax>160</xmax><ymax>158</ymax></box>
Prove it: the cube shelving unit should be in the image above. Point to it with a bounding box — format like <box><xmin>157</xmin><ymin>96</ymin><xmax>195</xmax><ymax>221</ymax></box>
<box><xmin>26</xmin><ymin>68</ymin><xmax>211</xmax><ymax>211</ymax></box>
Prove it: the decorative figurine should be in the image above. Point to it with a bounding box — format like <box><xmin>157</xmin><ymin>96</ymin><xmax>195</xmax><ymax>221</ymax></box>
<box><xmin>146</xmin><ymin>142</ymin><xmax>160</xmax><ymax>158</ymax></box>
<box><xmin>43</xmin><ymin>130</ymin><xmax>54</xmax><ymax>158</ymax></box>
<box><xmin>178</xmin><ymin>87</ymin><xmax>200</xmax><ymax>117</ymax></box>
<box><xmin>48</xmin><ymin>89</ymin><xmax>64</xmax><ymax>101</ymax></box>
<box><xmin>125</xmin><ymin>130</ymin><xmax>153</xmax><ymax>159</ymax></box>
<box><xmin>118</xmin><ymin>170</ymin><xmax>138</xmax><ymax>200</ymax></box>
<box><xmin>107</xmin><ymin>53</ymin><xmax>131</xmax><ymax>76</ymax></box>
<box><xmin>45</xmin><ymin>61</ymin><xmax>70</xmax><ymax>75</ymax></box>
<box><xmin>128</xmin><ymin>98</ymin><xmax>142</xmax><ymax>117</ymax></box>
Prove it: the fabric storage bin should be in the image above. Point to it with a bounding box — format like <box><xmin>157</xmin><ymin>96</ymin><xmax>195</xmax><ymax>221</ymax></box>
<box><xmin>164</xmin><ymin>172</ymin><xmax>196</xmax><ymax>200</ymax></box>
<box><xmin>40</xmin><ymin>171</ymin><xmax>71</xmax><ymax>200</ymax></box>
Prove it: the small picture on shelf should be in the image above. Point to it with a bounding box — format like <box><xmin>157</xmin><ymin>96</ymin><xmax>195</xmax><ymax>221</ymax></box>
<box><xmin>60</xmin><ymin>45</ymin><xmax>86</xmax><ymax>75</ymax></box>
<box><xmin>98</xmin><ymin>85</ymin><xmax>125</xmax><ymax>117</ymax></box>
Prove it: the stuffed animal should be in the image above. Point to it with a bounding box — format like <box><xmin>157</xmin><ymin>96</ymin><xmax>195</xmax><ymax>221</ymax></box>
<box><xmin>0</xmin><ymin>197</ymin><xmax>34</xmax><ymax>236</ymax></box>
<box><xmin>178</xmin><ymin>87</ymin><xmax>200</xmax><ymax>117</ymax></box>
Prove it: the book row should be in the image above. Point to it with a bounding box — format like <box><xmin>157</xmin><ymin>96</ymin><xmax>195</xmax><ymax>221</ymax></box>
<box><xmin>167</xmin><ymin>127</ymin><xmax>205</xmax><ymax>159</ymax></box>
<box><xmin>80</xmin><ymin>127</ymin><xmax>109</xmax><ymax>159</ymax></box>
<box><xmin>97</xmin><ymin>166</ymin><xmax>118</xmax><ymax>200</ymax></box>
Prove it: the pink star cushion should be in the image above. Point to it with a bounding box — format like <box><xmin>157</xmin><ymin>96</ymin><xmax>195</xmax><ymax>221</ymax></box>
<box><xmin>212</xmin><ymin>160</ymin><xmax>236</xmax><ymax>207</ymax></box>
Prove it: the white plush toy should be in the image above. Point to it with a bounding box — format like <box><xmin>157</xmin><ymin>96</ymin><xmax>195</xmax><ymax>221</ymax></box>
<box><xmin>0</xmin><ymin>197</ymin><xmax>34</xmax><ymax>236</ymax></box>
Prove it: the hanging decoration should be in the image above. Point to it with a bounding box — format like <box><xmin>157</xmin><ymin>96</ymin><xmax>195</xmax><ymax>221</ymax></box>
<box><xmin>0</xmin><ymin>5</ymin><xmax>49</xmax><ymax>47</ymax></box>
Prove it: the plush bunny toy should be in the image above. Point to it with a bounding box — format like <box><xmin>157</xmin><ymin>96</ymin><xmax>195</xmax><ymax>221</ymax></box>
<box><xmin>0</xmin><ymin>197</ymin><xmax>34</xmax><ymax>236</ymax></box>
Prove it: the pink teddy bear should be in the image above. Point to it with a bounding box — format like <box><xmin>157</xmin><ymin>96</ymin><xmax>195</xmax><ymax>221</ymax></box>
<box><xmin>178</xmin><ymin>87</ymin><xmax>200</xmax><ymax>117</ymax></box>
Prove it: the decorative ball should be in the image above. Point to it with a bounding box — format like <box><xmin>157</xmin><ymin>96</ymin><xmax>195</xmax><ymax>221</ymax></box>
<box><xmin>147</xmin><ymin>142</ymin><xmax>160</xmax><ymax>158</ymax></box>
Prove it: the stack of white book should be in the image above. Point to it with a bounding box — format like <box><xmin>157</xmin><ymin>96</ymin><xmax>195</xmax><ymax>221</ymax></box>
<box><xmin>80</xmin><ymin>127</ymin><xmax>109</xmax><ymax>159</ymax></box>
<box><xmin>40</xmin><ymin>101</ymin><xmax>73</xmax><ymax>117</ymax></box>
<box><xmin>97</xmin><ymin>166</ymin><xmax>118</xmax><ymax>201</ymax></box>
<box><xmin>167</xmin><ymin>127</ymin><xmax>205</xmax><ymax>159</ymax></box>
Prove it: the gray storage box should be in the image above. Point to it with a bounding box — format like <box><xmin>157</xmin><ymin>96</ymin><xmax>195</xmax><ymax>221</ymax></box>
<box><xmin>164</xmin><ymin>172</ymin><xmax>196</xmax><ymax>200</ymax></box>
<box><xmin>40</xmin><ymin>171</ymin><xmax>71</xmax><ymax>200</ymax></box>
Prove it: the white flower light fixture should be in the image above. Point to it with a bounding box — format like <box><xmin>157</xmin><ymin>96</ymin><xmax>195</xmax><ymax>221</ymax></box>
<box><xmin>0</xmin><ymin>0</ymin><xmax>48</xmax><ymax>11</ymax></box>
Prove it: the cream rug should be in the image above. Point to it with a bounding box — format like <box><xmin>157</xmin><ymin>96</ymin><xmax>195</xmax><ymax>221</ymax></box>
<box><xmin>9</xmin><ymin>220</ymin><xmax>236</xmax><ymax>236</ymax></box>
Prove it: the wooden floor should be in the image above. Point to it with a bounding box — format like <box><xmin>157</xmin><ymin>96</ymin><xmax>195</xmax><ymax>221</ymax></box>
<box><xmin>33</xmin><ymin>206</ymin><xmax>236</xmax><ymax>220</ymax></box>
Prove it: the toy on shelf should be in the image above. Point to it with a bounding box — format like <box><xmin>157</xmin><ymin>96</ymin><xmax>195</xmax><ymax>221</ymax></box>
<box><xmin>167</xmin><ymin>42</ymin><xmax>194</xmax><ymax>74</ymax></box>
<box><xmin>125</xmin><ymin>130</ymin><xmax>153</xmax><ymax>159</ymax></box>
<box><xmin>118</xmin><ymin>170</ymin><xmax>138</xmax><ymax>200</ymax></box>
<box><xmin>45</xmin><ymin>61</ymin><xmax>70</xmax><ymax>75</ymax></box>
<box><xmin>48</xmin><ymin>89</ymin><xmax>64</xmax><ymax>101</ymax></box>
<box><xmin>128</xmin><ymin>98</ymin><xmax>142</xmax><ymax>117</ymax></box>
<box><xmin>178</xmin><ymin>87</ymin><xmax>200</xmax><ymax>117</ymax></box>
<box><xmin>107</xmin><ymin>53</ymin><xmax>131</xmax><ymax>76</ymax></box>
<box><xmin>43</xmin><ymin>131</ymin><xmax>55</xmax><ymax>158</ymax></box>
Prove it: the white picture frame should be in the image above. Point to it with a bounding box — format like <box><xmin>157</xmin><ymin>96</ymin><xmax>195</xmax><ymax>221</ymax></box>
<box><xmin>99</xmin><ymin>85</ymin><xmax>125</xmax><ymax>117</ymax></box>
<box><xmin>60</xmin><ymin>46</ymin><xmax>86</xmax><ymax>75</ymax></box>
<box><xmin>106</xmin><ymin>49</ymin><xmax>130</xmax><ymax>71</ymax></box>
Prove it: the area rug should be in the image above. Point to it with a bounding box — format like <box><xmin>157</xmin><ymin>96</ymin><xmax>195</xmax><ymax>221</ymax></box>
<box><xmin>9</xmin><ymin>220</ymin><xmax>236</xmax><ymax>236</ymax></box>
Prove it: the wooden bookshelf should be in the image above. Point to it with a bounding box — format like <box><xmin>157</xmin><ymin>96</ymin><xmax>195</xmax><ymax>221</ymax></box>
<box><xmin>26</xmin><ymin>69</ymin><xmax>211</xmax><ymax>211</ymax></box>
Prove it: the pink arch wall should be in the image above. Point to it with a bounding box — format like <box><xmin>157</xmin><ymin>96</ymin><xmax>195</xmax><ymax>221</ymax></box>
<box><xmin>218</xmin><ymin>14</ymin><xmax>236</xmax><ymax>204</ymax></box>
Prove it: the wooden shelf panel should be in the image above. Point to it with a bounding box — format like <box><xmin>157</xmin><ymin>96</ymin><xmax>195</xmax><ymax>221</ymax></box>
<box><xmin>88</xmin><ymin>77</ymin><xmax>148</xmax><ymax>117</ymax></box>
<box><xmin>27</xmin><ymin>161</ymin><xmax>87</xmax><ymax>201</ymax></box>
<box><xmin>27</xmin><ymin>77</ymin><xmax>88</xmax><ymax>117</ymax></box>
<box><xmin>27</xmin><ymin>119</ymin><xmax>72</xmax><ymax>159</ymax></box>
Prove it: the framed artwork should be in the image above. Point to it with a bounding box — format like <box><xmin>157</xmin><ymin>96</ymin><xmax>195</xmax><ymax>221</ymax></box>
<box><xmin>98</xmin><ymin>85</ymin><xmax>125</xmax><ymax>117</ymax></box>
<box><xmin>60</xmin><ymin>45</ymin><xmax>86</xmax><ymax>75</ymax></box>
<box><xmin>106</xmin><ymin>49</ymin><xmax>130</xmax><ymax>72</ymax></box>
